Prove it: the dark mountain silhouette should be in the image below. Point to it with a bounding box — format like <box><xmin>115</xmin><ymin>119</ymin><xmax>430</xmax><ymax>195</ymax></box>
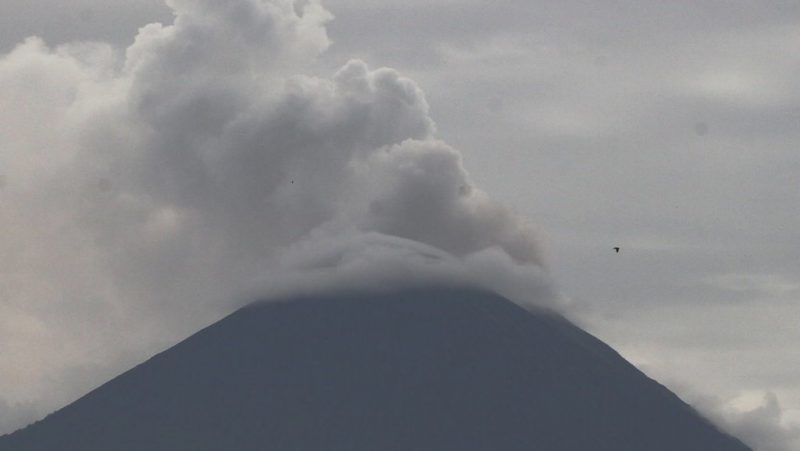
<box><xmin>1</xmin><ymin>288</ymin><xmax>751</xmax><ymax>450</ymax></box>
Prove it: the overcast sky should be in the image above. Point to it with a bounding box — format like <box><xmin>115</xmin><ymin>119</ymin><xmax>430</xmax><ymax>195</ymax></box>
<box><xmin>1</xmin><ymin>1</ymin><xmax>798</xmax><ymax>449</ymax></box>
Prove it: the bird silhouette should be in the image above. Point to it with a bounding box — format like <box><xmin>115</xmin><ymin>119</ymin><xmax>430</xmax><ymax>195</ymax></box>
<box><xmin>613</xmin><ymin>247</ymin><xmax>620</xmax><ymax>253</ymax></box>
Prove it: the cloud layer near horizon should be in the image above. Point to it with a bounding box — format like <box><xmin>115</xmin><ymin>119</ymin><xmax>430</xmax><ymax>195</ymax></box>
<box><xmin>0</xmin><ymin>0</ymin><xmax>551</xmax><ymax>431</ymax></box>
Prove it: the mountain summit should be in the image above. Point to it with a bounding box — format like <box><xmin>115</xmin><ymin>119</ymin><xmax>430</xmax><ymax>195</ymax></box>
<box><xmin>1</xmin><ymin>288</ymin><xmax>750</xmax><ymax>450</ymax></box>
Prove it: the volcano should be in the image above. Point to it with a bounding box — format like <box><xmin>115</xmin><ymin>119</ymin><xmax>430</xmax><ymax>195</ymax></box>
<box><xmin>0</xmin><ymin>288</ymin><xmax>750</xmax><ymax>450</ymax></box>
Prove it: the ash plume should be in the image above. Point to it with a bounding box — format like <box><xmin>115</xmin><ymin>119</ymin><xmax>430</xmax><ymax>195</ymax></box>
<box><xmin>0</xmin><ymin>0</ymin><xmax>551</xmax><ymax>431</ymax></box>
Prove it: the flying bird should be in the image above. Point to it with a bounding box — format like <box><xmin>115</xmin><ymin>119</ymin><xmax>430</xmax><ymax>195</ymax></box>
<box><xmin>613</xmin><ymin>247</ymin><xmax>620</xmax><ymax>253</ymax></box>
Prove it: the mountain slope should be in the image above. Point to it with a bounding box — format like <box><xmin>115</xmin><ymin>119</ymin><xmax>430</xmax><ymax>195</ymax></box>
<box><xmin>1</xmin><ymin>288</ymin><xmax>751</xmax><ymax>450</ymax></box>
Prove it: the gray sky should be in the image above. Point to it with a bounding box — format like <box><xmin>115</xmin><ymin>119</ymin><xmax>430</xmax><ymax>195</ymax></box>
<box><xmin>1</xmin><ymin>1</ymin><xmax>798</xmax><ymax>449</ymax></box>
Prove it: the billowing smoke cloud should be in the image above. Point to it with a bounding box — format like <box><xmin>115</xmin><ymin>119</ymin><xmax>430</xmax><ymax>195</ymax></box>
<box><xmin>0</xmin><ymin>0</ymin><xmax>552</xmax><ymax>432</ymax></box>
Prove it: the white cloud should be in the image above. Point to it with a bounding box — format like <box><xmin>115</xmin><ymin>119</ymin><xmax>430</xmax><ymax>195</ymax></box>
<box><xmin>0</xmin><ymin>399</ymin><xmax>39</xmax><ymax>438</ymax></box>
<box><xmin>692</xmin><ymin>391</ymin><xmax>800</xmax><ymax>451</ymax></box>
<box><xmin>0</xmin><ymin>0</ymin><xmax>549</xmax><ymax>433</ymax></box>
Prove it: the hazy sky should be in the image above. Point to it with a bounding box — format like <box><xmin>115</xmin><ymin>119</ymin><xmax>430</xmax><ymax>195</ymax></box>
<box><xmin>1</xmin><ymin>1</ymin><xmax>798</xmax><ymax>449</ymax></box>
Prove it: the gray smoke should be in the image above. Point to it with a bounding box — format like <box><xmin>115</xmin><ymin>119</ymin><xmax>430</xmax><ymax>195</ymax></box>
<box><xmin>0</xmin><ymin>0</ymin><xmax>553</xmax><ymax>432</ymax></box>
